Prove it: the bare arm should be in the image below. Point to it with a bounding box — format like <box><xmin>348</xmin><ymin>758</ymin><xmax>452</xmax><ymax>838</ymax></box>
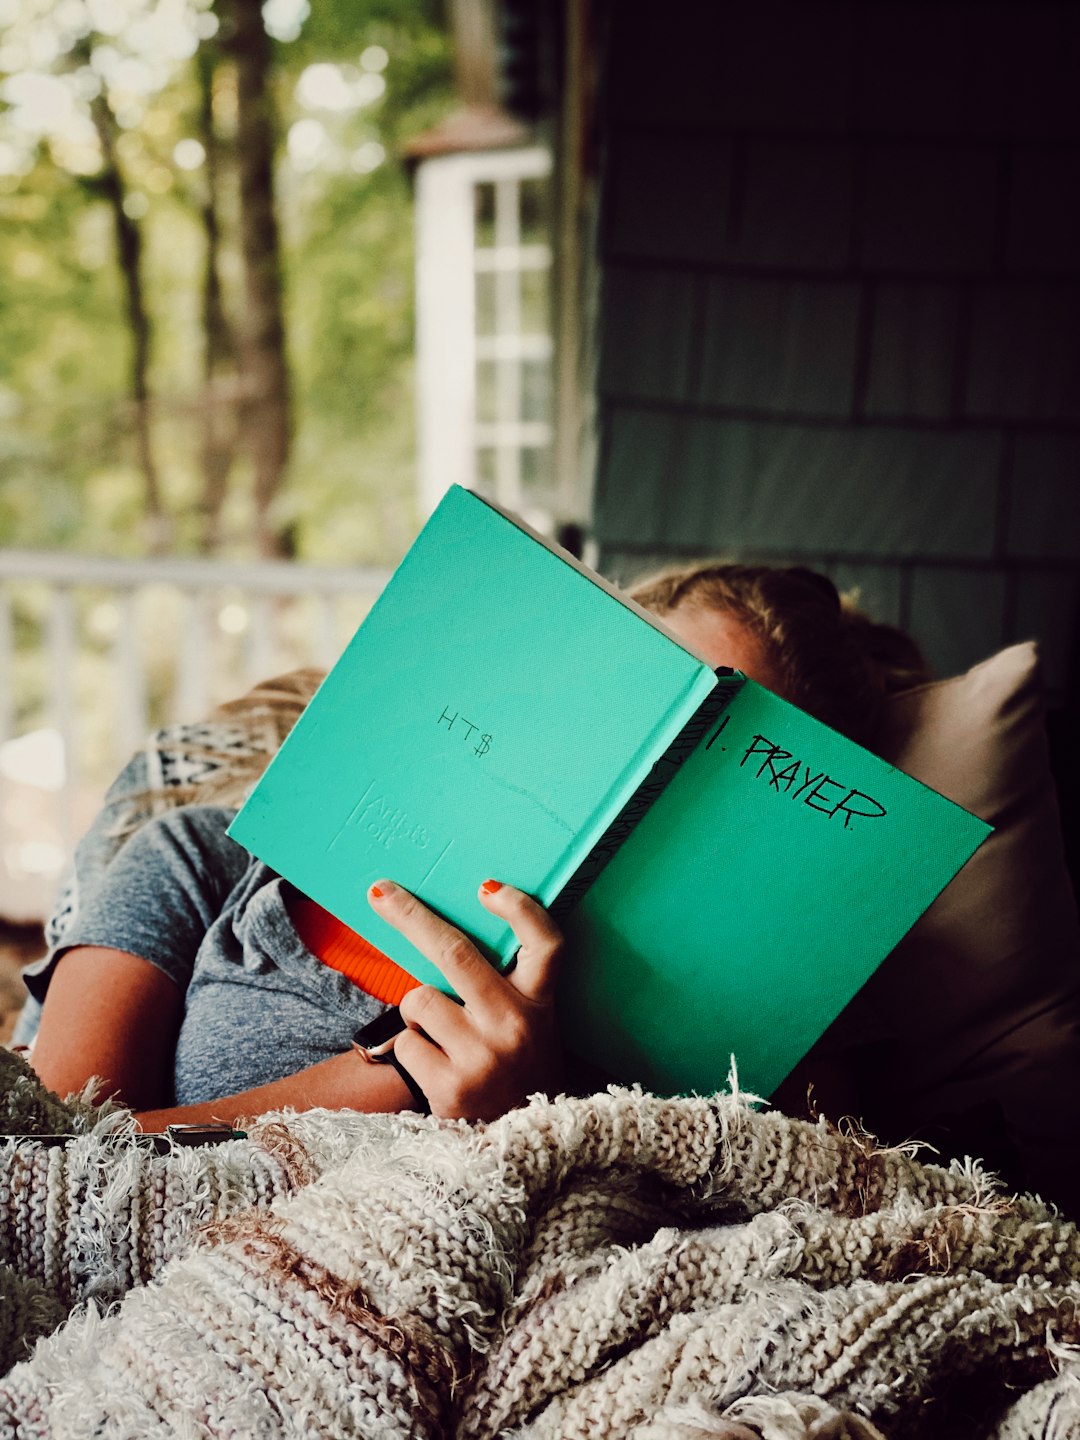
<box><xmin>133</xmin><ymin>1052</ymin><xmax>411</xmax><ymax>1129</ymax></box>
<box><xmin>32</xmin><ymin>946</ymin><xmax>184</xmax><ymax>1112</ymax></box>
<box><xmin>31</xmin><ymin>945</ymin><xmax>411</xmax><ymax>1127</ymax></box>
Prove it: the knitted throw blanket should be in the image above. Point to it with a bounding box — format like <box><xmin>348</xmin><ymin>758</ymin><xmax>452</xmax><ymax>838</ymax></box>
<box><xmin>3</xmin><ymin>1056</ymin><xmax>1080</xmax><ymax>1438</ymax></box>
<box><xmin>0</xmin><ymin>1049</ymin><xmax>305</xmax><ymax>1376</ymax></box>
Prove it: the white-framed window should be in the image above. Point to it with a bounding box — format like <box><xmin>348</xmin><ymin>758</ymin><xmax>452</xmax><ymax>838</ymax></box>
<box><xmin>415</xmin><ymin>146</ymin><xmax>555</xmax><ymax>529</ymax></box>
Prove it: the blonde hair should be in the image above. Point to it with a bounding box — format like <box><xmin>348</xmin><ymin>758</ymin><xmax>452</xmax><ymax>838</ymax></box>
<box><xmin>628</xmin><ymin>561</ymin><xmax>931</xmax><ymax>750</ymax></box>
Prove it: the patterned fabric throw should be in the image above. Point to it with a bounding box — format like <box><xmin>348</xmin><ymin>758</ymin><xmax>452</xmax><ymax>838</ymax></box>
<box><xmin>1</xmin><ymin>1059</ymin><xmax>1080</xmax><ymax>1437</ymax></box>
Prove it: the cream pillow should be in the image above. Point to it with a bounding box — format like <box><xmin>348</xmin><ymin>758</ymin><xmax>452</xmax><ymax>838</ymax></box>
<box><xmin>775</xmin><ymin>643</ymin><xmax>1080</xmax><ymax>1211</ymax></box>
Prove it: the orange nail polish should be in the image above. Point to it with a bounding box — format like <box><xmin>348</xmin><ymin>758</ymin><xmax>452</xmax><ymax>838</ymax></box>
<box><xmin>370</xmin><ymin>884</ymin><xmax>385</xmax><ymax>899</ymax></box>
<box><xmin>480</xmin><ymin>879</ymin><xmax>502</xmax><ymax>894</ymax></box>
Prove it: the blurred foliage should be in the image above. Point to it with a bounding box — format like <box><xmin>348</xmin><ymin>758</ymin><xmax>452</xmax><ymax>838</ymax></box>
<box><xmin>0</xmin><ymin>0</ymin><xmax>454</xmax><ymax>563</ymax></box>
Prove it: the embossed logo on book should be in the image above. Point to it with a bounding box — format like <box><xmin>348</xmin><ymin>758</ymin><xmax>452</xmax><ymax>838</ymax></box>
<box><xmin>358</xmin><ymin>794</ymin><xmax>431</xmax><ymax>850</ymax></box>
<box><xmin>330</xmin><ymin>784</ymin><xmax>433</xmax><ymax>853</ymax></box>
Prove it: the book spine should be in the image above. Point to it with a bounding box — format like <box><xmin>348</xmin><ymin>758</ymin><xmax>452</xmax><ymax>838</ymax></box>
<box><xmin>548</xmin><ymin>673</ymin><xmax>745</xmax><ymax>924</ymax></box>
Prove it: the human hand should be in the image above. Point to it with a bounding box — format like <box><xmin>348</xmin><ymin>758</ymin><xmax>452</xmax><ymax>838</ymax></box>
<box><xmin>367</xmin><ymin>879</ymin><xmax>563</xmax><ymax>1121</ymax></box>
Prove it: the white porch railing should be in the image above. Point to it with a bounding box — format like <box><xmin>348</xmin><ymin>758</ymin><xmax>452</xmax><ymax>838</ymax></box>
<box><xmin>0</xmin><ymin>550</ymin><xmax>392</xmax><ymax>922</ymax></box>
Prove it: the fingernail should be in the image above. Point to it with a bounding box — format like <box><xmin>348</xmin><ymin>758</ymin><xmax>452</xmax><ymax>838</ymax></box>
<box><xmin>480</xmin><ymin>879</ymin><xmax>503</xmax><ymax>894</ymax></box>
<box><xmin>370</xmin><ymin>880</ymin><xmax>397</xmax><ymax>901</ymax></box>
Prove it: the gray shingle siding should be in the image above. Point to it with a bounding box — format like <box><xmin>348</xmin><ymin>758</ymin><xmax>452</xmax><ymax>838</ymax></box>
<box><xmin>593</xmin><ymin>0</ymin><xmax>1080</xmax><ymax>703</ymax></box>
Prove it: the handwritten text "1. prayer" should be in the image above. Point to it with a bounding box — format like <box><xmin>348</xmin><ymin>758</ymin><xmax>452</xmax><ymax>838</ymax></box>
<box><xmin>739</xmin><ymin>734</ymin><xmax>887</xmax><ymax>830</ymax></box>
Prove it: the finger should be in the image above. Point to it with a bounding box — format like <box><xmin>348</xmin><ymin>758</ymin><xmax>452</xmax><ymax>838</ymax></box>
<box><xmin>369</xmin><ymin>880</ymin><xmax>501</xmax><ymax>1005</ymax></box>
<box><xmin>477</xmin><ymin>880</ymin><xmax>563</xmax><ymax>1003</ymax></box>
<box><xmin>394</xmin><ymin>1025</ymin><xmax>452</xmax><ymax>1100</ymax></box>
<box><xmin>398</xmin><ymin>984</ymin><xmax>473</xmax><ymax>1059</ymax></box>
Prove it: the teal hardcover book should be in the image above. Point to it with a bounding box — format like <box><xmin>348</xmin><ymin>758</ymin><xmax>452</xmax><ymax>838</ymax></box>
<box><xmin>229</xmin><ymin>484</ymin><xmax>991</xmax><ymax>1095</ymax></box>
<box><xmin>227</xmin><ymin>485</ymin><xmax>719</xmax><ymax>988</ymax></box>
<box><xmin>558</xmin><ymin>677</ymin><xmax>991</xmax><ymax>1097</ymax></box>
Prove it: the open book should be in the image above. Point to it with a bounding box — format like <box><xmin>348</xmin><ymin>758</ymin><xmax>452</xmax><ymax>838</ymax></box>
<box><xmin>228</xmin><ymin>485</ymin><xmax>990</xmax><ymax>1095</ymax></box>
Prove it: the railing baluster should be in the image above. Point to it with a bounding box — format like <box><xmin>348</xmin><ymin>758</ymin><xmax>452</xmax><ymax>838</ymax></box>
<box><xmin>173</xmin><ymin>590</ymin><xmax>212</xmax><ymax>723</ymax></box>
<box><xmin>247</xmin><ymin>594</ymin><xmax>275</xmax><ymax>686</ymax></box>
<box><xmin>46</xmin><ymin>585</ymin><xmax>77</xmax><ymax>855</ymax></box>
<box><xmin>317</xmin><ymin>593</ymin><xmax>339</xmax><ymax>669</ymax></box>
<box><xmin>0</xmin><ymin>586</ymin><xmax>14</xmax><ymax>748</ymax></box>
<box><xmin>114</xmin><ymin>588</ymin><xmax>148</xmax><ymax>762</ymax></box>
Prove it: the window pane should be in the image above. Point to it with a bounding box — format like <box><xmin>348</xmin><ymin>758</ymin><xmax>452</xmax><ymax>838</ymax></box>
<box><xmin>521</xmin><ymin>359</ymin><xmax>551</xmax><ymax>423</ymax></box>
<box><xmin>475</xmin><ymin>271</ymin><xmax>497</xmax><ymax>336</ymax></box>
<box><xmin>521</xmin><ymin>267</ymin><xmax>550</xmax><ymax>333</ymax></box>
<box><xmin>476</xmin><ymin>360</ymin><xmax>498</xmax><ymax>422</ymax></box>
<box><xmin>474</xmin><ymin>182</ymin><xmax>496</xmax><ymax>246</ymax></box>
<box><xmin>475</xmin><ymin>447</ymin><xmax>497</xmax><ymax>488</ymax></box>
<box><xmin>519</xmin><ymin>177</ymin><xmax>548</xmax><ymax>244</ymax></box>
<box><xmin>521</xmin><ymin>445</ymin><xmax>551</xmax><ymax>495</ymax></box>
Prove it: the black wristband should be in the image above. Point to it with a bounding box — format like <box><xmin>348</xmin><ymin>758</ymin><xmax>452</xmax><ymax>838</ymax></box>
<box><xmin>387</xmin><ymin>1052</ymin><xmax>431</xmax><ymax>1115</ymax></box>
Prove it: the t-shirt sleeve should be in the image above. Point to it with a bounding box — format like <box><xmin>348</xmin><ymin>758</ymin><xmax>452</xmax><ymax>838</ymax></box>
<box><xmin>24</xmin><ymin>805</ymin><xmax>251</xmax><ymax>1003</ymax></box>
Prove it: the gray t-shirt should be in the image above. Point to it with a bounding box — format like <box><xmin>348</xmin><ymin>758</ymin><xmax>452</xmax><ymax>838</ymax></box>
<box><xmin>24</xmin><ymin>805</ymin><xmax>388</xmax><ymax>1106</ymax></box>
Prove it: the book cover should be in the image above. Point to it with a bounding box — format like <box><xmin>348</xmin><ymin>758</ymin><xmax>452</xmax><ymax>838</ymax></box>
<box><xmin>227</xmin><ymin>485</ymin><xmax>719</xmax><ymax>988</ymax></box>
<box><xmin>557</xmin><ymin>678</ymin><xmax>992</xmax><ymax>1097</ymax></box>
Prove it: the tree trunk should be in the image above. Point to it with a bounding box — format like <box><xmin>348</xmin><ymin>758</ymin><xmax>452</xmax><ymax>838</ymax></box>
<box><xmin>195</xmin><ymin>38</ymin><xmax>239</xmax><ymax>552</ymax></box>
<box><xmin>225</xmin><ymin>0</ymin><xmax>291</xmax><ymax>559</ymax></box>
<box><xmin>88</xmin><ymin>92</ymin><xmax>170</xmax><ymax>553</ymax></box>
